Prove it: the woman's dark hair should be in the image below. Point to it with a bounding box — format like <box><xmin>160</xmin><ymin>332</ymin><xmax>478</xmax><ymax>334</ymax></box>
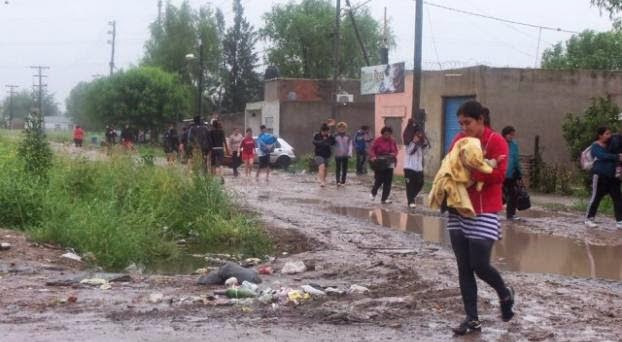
<box><xmin>212</xmin><ymin>120</ymin><xmax>222</xmax><ymax>130</ymax></box>
<box><xmin>246</xmin><ymin>128</ymin><xmax>252</xmax><ymax>133</ymax></box>
<box><xmin>361</xmin><ymin>125</ymin><xmax>369</xmax><ymax>131</ymax></box>
<box><xmin>502</xmin><ymin>126</ymin><xmax>515</xmax><ymax>137</ymax></box>
<box><xmin>482</xmin><ymin>107</ymin><xmax>491</xmax><ymax>127</ymax></box>
<box><xmin>597</xmin><ymin>126</ymin><xmax>610</xmax><ymax>139</ymax></box>
<box><xmin>320</xmin><ymin>124</ymin><xmax>330</xmax><ymax>132</ymax></box>
<box><xmin>380</xmin><ymin>126</ymin><xmax>393</xmax><ymax>135</ymax></box>
<box><xmin>456</xmin><ymin>100</ymin><xmax>483</xmax><ymax>120</ymax></box>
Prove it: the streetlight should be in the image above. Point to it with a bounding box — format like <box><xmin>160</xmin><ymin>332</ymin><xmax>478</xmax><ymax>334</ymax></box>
<box><xmin>186</xmin><ymin>43</ymin><xmax>204</xmax><ymax>118</ymax></box>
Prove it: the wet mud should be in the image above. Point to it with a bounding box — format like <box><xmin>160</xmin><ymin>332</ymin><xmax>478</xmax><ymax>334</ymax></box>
<box><xmin>1</xmin><ymin>168</ymin><xmax>621</xmax><ymax>341</ymax></box>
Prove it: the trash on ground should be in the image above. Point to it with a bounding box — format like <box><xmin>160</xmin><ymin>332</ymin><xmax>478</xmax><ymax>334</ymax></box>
<box><xmin>281</xmin><ymin>261</ymin><xmax>307</xmax><ymax>274</ymax></box>
<box><xmin>287</xmin><ymin>290</ymin><xmax>311</xmax><ymax>305</ymax></box>
<box><xmin>301</xmin><ymin>284</ymin><xmax>326</xmax><ymax>297</ymax></box>
<box><xmin>100</xmin><ymin>283</ymin><xmax>112</xmax><ymax>290</ymax></box>
<box><xmin>348</xmin><ymin>284</ymin><xmax>370</xmax><ymax>294</ymax></box>
<box><xmin>0</xmin><ymin>242</ymin><xmax>11</xmax><ymax>251</ymax></box>
<box><xmin>325</xmin><ymin>287</ymin><xmax>346</xmax><ymax>296</ymax></box>
<box><xmin>194</xmin><ymin>268</ymin><xmax>210</xmax><ymax>275</ymax></box>
<box><xmin>67</xmin><ymin>295</ymin><xmax>78</xmax><ymax>303</ymax></box>
<box><xmin>124</xmin><ymin>263</ymin><xmax>145</xmax><ymax>275</ymax></box>
<box><xmin>46</xmin><ymin>280</ymin><xmax>79</xmax><ymax>287</ymax></box>
<box><xmin>61</xmin><ymin>252</ymin><xmax>82</xmax><ymax>262</ymax></box>
<box><xmin>197</xmin><ymin>262</ymin><xmax>262</xmax><ymax>286</ymax></box>
<box><xmin>241</xmin><ymin>258</ymin><xmax>262</xmax><ymax>267</ymax></box>
<box><xmin>225</xmin><ymin>277</ymin><xmax>239</xmax><ymax>288</ymax></box>
<box><xmin>258</xmin><ymin>266</ymin><xmax>273</xmax><ymax>275</ymax></box>
<box><xmin>225</xmin><ymin>288</ymin><xmax>258</xmax><ymax>299</ymax></box>
<box><xmin>109</xmin><ymin>275</ymin><xmax>132</xmax><ymax>283</ymax></box>
<box><xmin>241</xmin><ymin>280</ymin><xmax>259</xmax><ymax>293</ymax></box>
<box><xmin>80</xmin><ymin>278</ymin><xmax>108</xmax><ymax>286</ymax></box>
<box><xmin>149</xmin><ymin>293</ymin><xmax>164</xmax><ymax>304</ymax></box>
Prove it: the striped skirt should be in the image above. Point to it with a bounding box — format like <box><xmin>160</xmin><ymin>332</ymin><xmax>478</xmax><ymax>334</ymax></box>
<box><xmin>447</xmin><ymin>213</ymin><xmax>501</xmax><ymax>241</ymax></box>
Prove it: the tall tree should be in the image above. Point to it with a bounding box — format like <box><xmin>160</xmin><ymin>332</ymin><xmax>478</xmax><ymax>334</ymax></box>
<box><xmin>143</xmin><ymin>1</ymin><xmax>222</xmax><ymax>114</ymax></box>
<box><xmin>592</xmin><ymin>0</ymin><xmax>622</xmax><ymax>17</ymax></box>
<box><xmin>66</xmin><ymin>67</ymin><xmax>190</xmax><ymax>132</ymax></box>
<box><xmin>222</xmin><ymin>0</ymin><xmax>262</xmax><ymax>113</ymax></box>
<box><xmin>541</xmin><ymin>29</ymin><xmax>622</xmax><ymax>70</ymax></box>
<box><xmin>261</xmin><ymin>0</ymin><xmax>388</xmax><ymax>79</ymax></box>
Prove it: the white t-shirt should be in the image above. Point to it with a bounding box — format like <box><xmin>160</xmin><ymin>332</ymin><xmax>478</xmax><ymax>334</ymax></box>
<box><xmin>404</xmin><ymin>142</ymin><xmax>426</xmax><ymax>172</ymax></box>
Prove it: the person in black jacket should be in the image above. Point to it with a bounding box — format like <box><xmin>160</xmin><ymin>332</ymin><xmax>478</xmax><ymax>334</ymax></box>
<box><xmin>163</xmin><ymin>123</ymin><xmax>179</xmax><ymax>164</ymax></box>
<box><xmin>209</xmin><ymin>120</ymin><xmax>229</xmax><ymax>183</ymax></box>
<box><xmin>313</xmin><ymin>123</ymin><xmax>336</xmax><ymax>187</ymax></box>
<box><xmin>188</xmin><ymin>116</ymin><xmax>212</xmax><ymax>171</ymax></box>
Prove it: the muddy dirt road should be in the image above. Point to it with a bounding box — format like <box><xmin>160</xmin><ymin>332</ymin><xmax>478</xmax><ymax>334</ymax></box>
<box><xmin>1</xmin><ymin>167</ymin><xmax>621</xmax><ymax>341</ymax></box>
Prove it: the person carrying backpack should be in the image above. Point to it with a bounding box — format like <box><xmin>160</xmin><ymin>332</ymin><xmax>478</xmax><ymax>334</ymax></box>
<box><xmin>256</xmin><ymin>125</ymin><xmax>276</xmax><ymax>182</ymax></box>
<box><xmin>188</xmin><ymin>116</ymin><xmax>212</xmax><ymax>171</ymax></box>
<box><xmin>584</xmin><ymin>126</ymin><xmax>622</xmax><ymax>229</ymax></box>
<box><xmin>502</xmin><ymin>126</ymin><xmax>521</xmax><ymax>220</ymax></box>
<box><xmin>354</xmin><ymin>125</ymin><xmax>373</xmax><ymax>175</ymax></box>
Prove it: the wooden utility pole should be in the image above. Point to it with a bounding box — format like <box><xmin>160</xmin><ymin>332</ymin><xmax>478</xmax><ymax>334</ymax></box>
<box><xmin>5</xmin><ymin>85</ymin><xmax>18</xmax><ymax>129</ymax></box>
<box><xmin>380</xmin><ymin>7</ymin><xmax>388</xmax><ymax>64</ymax></box>
<box><xmin>345</xmin><ymin>0</ymin><xmax>369</xmax><ymax>66</ymax></box>
<box><xmin>108</xmin><ymin>20</ymin><xmax>116</xmax><ymax>76</ymax></box>
<box><xmin>331</xmin><ymin>0</ymin><xmax>341</xmax><ymax>120</ymax></box>
<box><xmin>412</xmin><ymin>0</ymin><xmax>424</xmax><ymax>123</ymax></box>
<box><xmin>30</xmin><ymin>66</ymin><xmax>49</xmax><ymax>117</ymax></box>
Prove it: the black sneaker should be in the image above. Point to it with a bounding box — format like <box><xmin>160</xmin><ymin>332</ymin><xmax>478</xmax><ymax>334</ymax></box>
<box><xmin>452</xmin><ymin>319</ymin><xmax>482</xmax><ymax>335</ymax></box>
<box><xmin>500</xmin><ymin>287</ymin><xmax>515</xmax><ymax>322</ymax></box>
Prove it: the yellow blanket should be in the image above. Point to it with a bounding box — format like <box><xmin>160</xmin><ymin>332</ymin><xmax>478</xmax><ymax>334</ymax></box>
<box><xmin>428</xmin><ymin>137</ymin><xmax>494</xmax><ymax>217</ymax></box>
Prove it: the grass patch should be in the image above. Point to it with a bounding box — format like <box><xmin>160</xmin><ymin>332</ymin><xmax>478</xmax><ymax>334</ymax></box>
<box><xmin>0</xmin><ymin>135</ymin><xmax>271</xmax><ymax>270</ymax></box>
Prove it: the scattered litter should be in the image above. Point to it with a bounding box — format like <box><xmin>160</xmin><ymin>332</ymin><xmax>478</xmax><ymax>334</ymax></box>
<box><xmin>46</xmin><ymin>280</ymin><xmax>78</xmax><ymax>287</ymax></box>
<box><xmin>124</xmin><ymin>263</ymin><xmax>145</xmax><ymax>275</ymax></box>
<box><xmin>0</xmin><ymin>242</ymin><xmax>11</xmax><ymax>251</ymax></box>
<box><xmin>67</xmin><ymin>295</ymin><xmax>78</xmax><ymax>303</ymax></box>
<box><xmin>258</xmin><ymin>292</ymin><xmax>275</xmax><ymax>304</ymax></box>
<box><xmin>100</xmin><ymin>283</ymin><xmax>112</xmax><ymax>290</ymax></box>
<box><xmin>281</xmin><ymin>261</ymin><xmax>307</xmax><ymax>274</ymax></box>
<box><xmin>241</xmin><ymin>280</ymin><xmax>259</xmax><ymax>293</ymax></box>
<box><xmin>348</xmin><ymin>284</ymin><xmax>370</xmax><ymax>294</ymax></box>
<box><xmin>225</xmin><ymin>288</ymin><xmax>258</xmax><ymax>299</ymax></box>
<box><xmin>287</xmin><ymin>290</ymin><xmax>311</xmax><ymax>305</ymax></box>
<box><xmin>225</xmin><ymin>277</ymin><xmax>239</xmax><ymax>288</ymax></box>
<box><xmin>325</xmin><ymin>287</ymin><xmax>346</xmax><ymax>296</ymax></box>
<box><xmin>301</xmin><ymin>285</ymin><xmax>326</xmax><ymax>297</ymax></box>
<box><xmin>194</xmin><ymin>268</ymin><xmax>210</xmax><ymax>275</ymax></box>
<box><xmin>61</xmin><ymin>252</ymin><xmax>82</xmax><ymax>262</ymax></box>
<box><xmin>149</xmin><ymin>293</ymin><xmax>164</xmax><ymax>304</ymax></box>
<box><xmin>109</xmin><ymin>275</ymin><xmax>132</xmax><ymax>283</ymax></box>
<box><xmin>197</xmin><ymin>262</ymin><xmax>262</xmax><ymax>286</ymax></box>
<box><xmin>258</xmin><ymin>266</ymin><xmax>273</xmax><ymax>275</ymax></box>
<box><xmin>230</xmin><ymin>298</ymin><xmax>255</xmax><ymax>306</ymax></box>
<box><xmin>80</xmin><ymin>278</ymin><xmax>108</xmax><ymax>286</ymax></box>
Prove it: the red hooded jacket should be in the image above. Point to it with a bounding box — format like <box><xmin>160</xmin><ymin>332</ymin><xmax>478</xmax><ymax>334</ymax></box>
<box><xmin>369</xmin><ymin>136</ymin><xmax>398</xmax><ymax>159</ymax></box>
<box><xmin>450</xmin><ymin>127</ymin><xmax>508</xmax><ymax>214</ymax></box>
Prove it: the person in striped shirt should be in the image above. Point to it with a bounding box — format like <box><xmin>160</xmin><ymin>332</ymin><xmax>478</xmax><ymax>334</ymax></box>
<box><xmin>447</xmin><ymin>100</ymin><xmax>515</xmax><ymax>335</ymax></box>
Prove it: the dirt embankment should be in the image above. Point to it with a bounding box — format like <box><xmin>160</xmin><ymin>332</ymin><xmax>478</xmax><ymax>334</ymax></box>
<box><xmin>1</xmin><ymin>169</ymin><xmax>621</xmax><ymax>341</ymax></box>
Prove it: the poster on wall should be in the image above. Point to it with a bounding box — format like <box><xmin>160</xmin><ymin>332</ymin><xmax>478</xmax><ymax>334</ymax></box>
<box><xmin>360</xmin><ymin>62</ymin><xmax>405</xmax><ymax>95</ymax></box>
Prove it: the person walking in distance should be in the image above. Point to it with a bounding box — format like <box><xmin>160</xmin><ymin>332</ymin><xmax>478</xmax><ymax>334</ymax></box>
<box><xmin>585</xmin><ymin>126</ymin><xmax>622</xmax><ymax>229</ymax></box>
<box><xmin>209</xmin><ymin>120</ymin><xmax>229</xmax><ymax>183</ymax></box>
<box><xmin>334</xmin><ymin>122</ymin><xmax>353</xmax><ymax>186</ymax></box>
<box><xmin>446</xmin><ymin>100</ymin><xmax>515</xmax><ymax>335</ymax></box>
<box><xmin>228</xmin><ymin>128</ymin><xmax>244</xmax><ymax>177</ymax></box>
<box><xmin>369</xmin><ymin>126</ymin><xmax>398</xmax><ymax>204</ymax></box>
<box><xmin>188</xmin><ymin>116</ymin><xmax>212</xmax><ymax>172</ymax></box>
<box><xmin>313</xmin><ymin>123</ymin><xmax>336</xmax><ymax>187</ymax></box>
<box><xmin>73</xmin><ymin>125</ymin><xmax>85</xmax><ymax>147</ymax></box>
<box><xmin>256</xmin><ymin>125</ymin><xmax>276</xmax><ymax>182</ymax></box>
<box><xmin>179</xmin><ymin>126</ymin><xmax>190</xmax><ymax>164</ymax></box>
<box><xmin>121</xmin><ymin>124</ymin><xmax>135</xmax><ymax>151</ymax></box>
<box><xmin>404</xmin><ymin>125</ymin><xmax>429</xmax><ymax>209</ymax></box>
<box><xmin>354</xmin><ymin>125</ymin><xmax>373</xmax><ymax>175</ymax></box>
<box><xmin>502</xmin><ymin>126</ymin><xmax>522</xmax><ymax>221</ymax></box>
<box><xmin>163</xmin><ymin>123</ymin><xmax>179</xmax><ymax>164</ymax></box>
<box><xmin>240</xmin><ymin>128</ymin><xmax>256</xmax><ymax>177</ymax></box>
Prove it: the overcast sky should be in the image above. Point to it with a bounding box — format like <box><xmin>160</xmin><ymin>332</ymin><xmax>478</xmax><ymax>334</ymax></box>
<box><xmin>0</xmin><ymin>0</ymin><xmax>614</xmax><ymax>112</ymax></box>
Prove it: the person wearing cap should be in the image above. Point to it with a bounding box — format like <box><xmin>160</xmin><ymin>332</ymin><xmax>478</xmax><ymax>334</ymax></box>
<box><xmin>334</xmin><ymin>122</ymin><xmax>353</xmax><ymax>186</ymax></box>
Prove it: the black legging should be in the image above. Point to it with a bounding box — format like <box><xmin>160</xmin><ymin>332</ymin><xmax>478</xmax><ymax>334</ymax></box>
<box><xmin>371</xmin><ymin>168</ymin><xmax>393</xmax><ymax>201</ymax></box>
<box><xmin>335</xmin><ymin>157</ymin><xmax>349</xmax><ymax>184</ymax></box>
<box><xmin>503</xmin><ymin>178</ymin><xmax>518</xmax><ymax>219</ymax></box>
<box><xmin>449</xmin><ymin>229</ymin><xmax>509</xmax><ymax>320</ymax></box>
<box><xmin>586</xmin><ymin>174</ymin><xmax>622</xmax><ymax>221</ymax></box>
<box><xmin>404</xmin><ymin>169</ymin><xmax>424</xmax><ymax>205</ymax></box>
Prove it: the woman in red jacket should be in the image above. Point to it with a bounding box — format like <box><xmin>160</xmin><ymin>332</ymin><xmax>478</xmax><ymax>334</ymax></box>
<box><xmin>369</xmin><ymin>126</ymin><xmax>398</xmax><ymax>204</ymax></box>
<box><xmin>447</xmin><ymin>101</ymin><xmax>514</xmax><ymax>335</ymax></box>
<box><xmin>73</xmin><ymin>125</ymin><xmax>85</xmax><ymax>147</ymax></box>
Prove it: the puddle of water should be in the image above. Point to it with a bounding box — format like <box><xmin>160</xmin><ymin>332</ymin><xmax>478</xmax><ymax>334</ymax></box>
<box><xmin>145</xmin><ymin>252</ymin><xmax>207</xmax><ymax>275</ymax></box>
<box><xmin>329</xmin><ymin>207</ymin><xmax>622</xmax><ymax>281</ymax></box>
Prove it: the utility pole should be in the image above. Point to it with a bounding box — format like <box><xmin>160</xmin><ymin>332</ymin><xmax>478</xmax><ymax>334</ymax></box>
<box><xmin>345</xmin><ymin>0</ymin><xmax>369</xmax><ymax>66</ymax></box>
<box><xmin>5</xmin><ymin>85</ymin><xmax>18</xmax><ymax>129</ymax></box>
<box><xmin>331</xmin><ymin>0</ymin><xmax>341</xmax><ymax>121</ymax></box>
<box><xmin>108</xmin><ymin>20</ymin><xmax>116</xmax><ymax>76</ymax></box>
<box><xmin>412</xmin><ymin>0</ymin><xmax>424</xmax><ymax>125</ymax></box>
<box><xmin>380</xmin><ymin>7</ymin><xmax>388</xmax><ymax>64</ymax></box>
<box><xmin>198</xmin><ymin>42</ymin><xmax>205</xmax><ymax>117</ymax></box>
<box><xmin>158</xmin><ymin>0</ymin><xmax>163</xmax><ymax>26</ymax></box>
<box><xmin>30</xmin><ymin>66</ymin><xmax>49</xmax><ymax>117</ymax></box>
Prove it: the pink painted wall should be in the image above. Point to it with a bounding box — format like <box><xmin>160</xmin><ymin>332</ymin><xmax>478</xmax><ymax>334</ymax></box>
<box><xmin>374</xmin><ymin>73</ymin><xmax>414</xmax><ymax>176</ymax></box>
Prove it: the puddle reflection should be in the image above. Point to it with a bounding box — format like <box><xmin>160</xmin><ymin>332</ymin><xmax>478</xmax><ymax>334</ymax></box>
<box><xmin>329</xmin><ymin>207</ymin><xmax>622</xmax><ymax>281</ymax></box>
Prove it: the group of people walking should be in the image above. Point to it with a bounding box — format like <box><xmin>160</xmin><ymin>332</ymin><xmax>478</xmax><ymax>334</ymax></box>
<box><xmin>162</xmin><ymin>114</ymin><xmax>277</xmax><ymax>182</ymax></box>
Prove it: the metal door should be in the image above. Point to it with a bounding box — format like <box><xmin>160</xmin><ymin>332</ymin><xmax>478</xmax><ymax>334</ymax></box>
<box><xmin>443</xmin><ymin>96</ymin><xmax>475</xmax><ymax>154</ymax></box>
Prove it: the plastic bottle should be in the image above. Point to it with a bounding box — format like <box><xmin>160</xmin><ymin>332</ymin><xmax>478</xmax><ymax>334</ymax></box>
<box><xmin>225</xmin><ymin>288</ymin><xmax>258</xmax><ymax>299</ymax></box>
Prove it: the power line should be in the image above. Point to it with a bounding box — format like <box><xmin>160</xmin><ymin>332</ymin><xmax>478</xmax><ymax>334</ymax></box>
<box><xmin>422</xmin><ymin>1</ymin><xmax>580</xmax><ymax>34</ymax></box>
<box><xmin>108</xmin><ymin>20</ymin><xmax>117</xmax><ymax>76</ymax></box>
<box><xmin>30</xmin><ymin>66</ymin><xmax>50</xmax><ymax>117</ymax></box>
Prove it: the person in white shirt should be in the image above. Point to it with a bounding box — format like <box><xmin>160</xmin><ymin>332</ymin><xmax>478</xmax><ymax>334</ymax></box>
<box><xmin>404</xmin><ymin>126</ymin><xmax>429</xmax><ymax>209</ymax></box>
